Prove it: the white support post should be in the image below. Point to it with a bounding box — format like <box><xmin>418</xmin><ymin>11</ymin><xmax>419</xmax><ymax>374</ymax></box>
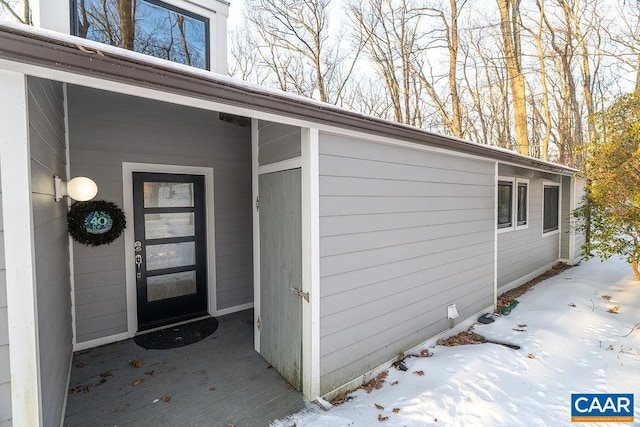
<box><xmin>301</xmin><ymin>127</ymin><xmax>320</xmax><ymax>399</ymax></box>
<box><xmin>0</xmin><ymin>71</ymin><xmax>43</xmax><ymax>426</ymax></box>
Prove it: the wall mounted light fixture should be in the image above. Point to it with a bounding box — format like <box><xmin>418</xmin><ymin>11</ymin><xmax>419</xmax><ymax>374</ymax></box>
<box><xmin>54</xmin><ymin>175</ymin><xmax>98</xmax><ymax>202</ymax></box>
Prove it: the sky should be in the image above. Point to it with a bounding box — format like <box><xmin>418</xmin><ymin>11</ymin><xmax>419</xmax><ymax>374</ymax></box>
<box><xmin>272</xmin><ymin>256</ymin><xmax>640</xmax><ymax>426</ymax></box>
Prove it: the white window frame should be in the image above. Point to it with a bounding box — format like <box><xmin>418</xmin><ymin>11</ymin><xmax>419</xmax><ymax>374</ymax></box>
<box><xmin>497</xmin><ymin>176</ymin><xmax>515</xmax><ymax>233</ymax></box>
<box><xmin>498</xmin><ymin>177</ymin><xmax>529</xmax><ymax>233</ymax></box>
<box><xmin>515</xmin><ymin>178</ymin><xmax>529</xmax><ymax>230</ymax></box>
<box><xmin>542</xmin><ymin>181</ymin><xmax>561</xmax><ymax>236</ymax></box>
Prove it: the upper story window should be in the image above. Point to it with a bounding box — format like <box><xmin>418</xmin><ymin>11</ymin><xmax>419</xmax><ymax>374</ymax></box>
<box><xmin>73</xmin><ymin>0</ymin><xmax>210</xmax><ymax>70</ymax></box>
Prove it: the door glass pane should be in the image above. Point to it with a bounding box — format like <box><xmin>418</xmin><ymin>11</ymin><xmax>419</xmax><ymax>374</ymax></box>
<box><xmin>144</xmin><ymin>182</ymin><xmax>194</xmax><ymax>207</ymax></box>
<box><xmin>147</xmin><ymin>271</ymin><xmax>196</xmax><ymax>301</ymax></box>
<box><xmin>146</xmin><ymin>242</ymin><xmax>195</xmax><ymax>270</ymax></box>
<box><xmin>145</xmin><ymin>213</ymin><xmax>195</xmax><ymax>239</ymax></box>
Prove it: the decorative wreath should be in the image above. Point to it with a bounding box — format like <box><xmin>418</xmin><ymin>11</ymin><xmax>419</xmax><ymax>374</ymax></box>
<box><xmin>67</xmin><ymin>200</ymin><xmax>127</xmax><ymax>246</ymax></box>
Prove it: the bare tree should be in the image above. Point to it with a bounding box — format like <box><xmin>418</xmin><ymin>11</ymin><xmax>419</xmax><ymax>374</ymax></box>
<box><xmin>496</xmin><ymin>0</ymin><xmax>529</xmax><ymax>155</ymax></box>
<box><xmin>0</xmin><ymin>0</ymin><xmax>31</xmax><ymax>24</ymax></box>
<box><xmin>349</xmin><ymin>0</ymin><xmax>427</xmax><ymax>126</ymax></box>
<box><xmin>243</xmin><ymin>0</ymin><xmax>360</xmax><ymax>104</ymax></box>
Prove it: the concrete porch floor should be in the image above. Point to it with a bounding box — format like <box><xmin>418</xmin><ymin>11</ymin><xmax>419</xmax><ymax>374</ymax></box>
<box><xmin>64</xmin><ymin>310</ymin><xmax>306</xmax><ymax>426</ymax></box>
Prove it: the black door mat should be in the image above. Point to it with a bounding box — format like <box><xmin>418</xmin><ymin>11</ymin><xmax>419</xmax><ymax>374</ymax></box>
<box><xmin>134</xmin><ymin>317</ymin><xmax>218</xmax><ymax>349</ymax></box>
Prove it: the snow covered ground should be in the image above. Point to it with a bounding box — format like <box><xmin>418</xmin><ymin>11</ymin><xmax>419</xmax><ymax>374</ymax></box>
<box><xmin>273</xmin><ymin>257</ymin><xmax>640</xmax><ymax>426</ymax></box>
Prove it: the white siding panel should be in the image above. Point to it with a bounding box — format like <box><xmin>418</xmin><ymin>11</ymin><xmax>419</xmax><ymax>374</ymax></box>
<box><xmin>67</xmin><ymin>85</ymin><xmax>254</xmax><ymax>342</ymax></box>
<box><xmin>318</xmin><ymin>133</ymin><xmax>495</xmax><ymax>395</ymax></box>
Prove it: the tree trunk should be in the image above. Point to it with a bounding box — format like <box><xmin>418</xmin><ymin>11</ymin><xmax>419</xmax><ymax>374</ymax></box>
<box><xmin>632</xmin><ymin>260</ymin><xmax>640</xmax><ymax>281</ymax></box>
<box><xmin>448</xmin><ymin>0</ymin><xmax>462</xmax><ymax>138</ymax></box>
<box><xmin>497</xmin><ymin>0</ymin><xmax>529</xmax><ymax>155</ymax></box>
<box><xmin>118</xmin><ymin>0</ymin><xmax>135</xmax><ymax>50</ymax></box>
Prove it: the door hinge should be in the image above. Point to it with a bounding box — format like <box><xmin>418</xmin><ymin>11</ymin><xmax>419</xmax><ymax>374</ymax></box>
<box><xmin>256</xmin><ymin>195</ymin><xmax>260</xmax><ymax>212</ymax></box>
<box><xmin>256</xmin><ymin>316</ymin><xmax>262</xmax><ymax>330</ymax></box>
<box><xmin>289</xmin><ymin>285</ymin><xmax>309</xmax><ymax>302</ymax></box>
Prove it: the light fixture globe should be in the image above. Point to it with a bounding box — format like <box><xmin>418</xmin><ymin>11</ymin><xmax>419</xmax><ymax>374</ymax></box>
<box><xmin>66</xmin><ymin>177</ymin><xmax>98</xmax><ymax>201</ymax></box>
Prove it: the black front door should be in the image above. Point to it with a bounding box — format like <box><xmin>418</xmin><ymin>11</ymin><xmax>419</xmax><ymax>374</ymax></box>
<box><xmin>133</xmin><ymin>172</ymin><xmax>208</xmax><ymax>330</ymax></box>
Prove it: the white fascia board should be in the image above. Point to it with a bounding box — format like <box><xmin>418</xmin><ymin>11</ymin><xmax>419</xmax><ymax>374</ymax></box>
<box><xmin>0</xmin><ymin>70</ymin><xmax>43</xmax><ymax>426</ymax></box>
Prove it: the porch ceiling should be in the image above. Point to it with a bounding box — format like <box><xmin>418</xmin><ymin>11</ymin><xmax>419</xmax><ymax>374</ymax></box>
<box><xmin>0</xmin><ymin>23</ymin><xmax>576</xmax><ymax>176</ymax></box>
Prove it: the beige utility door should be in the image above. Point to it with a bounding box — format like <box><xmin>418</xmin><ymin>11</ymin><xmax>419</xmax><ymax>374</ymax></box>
<box><xmin>258</xmin><ymin>168</ymin><xmax>302</xmax><ymax>390</ymax></box>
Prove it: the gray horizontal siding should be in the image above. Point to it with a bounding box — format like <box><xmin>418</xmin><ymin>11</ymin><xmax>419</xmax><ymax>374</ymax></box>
<box><xmin>318</xmin><ymin>133</ymin><xmax>495</xmax><ymax>395</ymax></box>
<box><xmin>67</xmin><ymin>85</ymin><xmax>253</xmax><ymax>343</ymax></box>
<box><xmin>497</xmin><ymin>165</ymin><xmax>561</xmax><ymax>291</ymax></box>
<box><xmin>258</xmin><ymin>121</ymin><xmax>300</xmax><ymax>165</ymax></box>
<box><xmin>27</xmin><ymin>77</ymin><xmax>72</xmax><ymax>427</ymax></box>
<box><xmin>0</xmin><ymin>179</ymin><xmax>10</xmax><ymax>425</ymax></box>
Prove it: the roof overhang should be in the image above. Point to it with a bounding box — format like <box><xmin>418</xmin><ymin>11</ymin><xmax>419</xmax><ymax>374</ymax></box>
<box><xmin>0</xmin><ymin>23</ymin><xmax>577</xmax><ymax>176</ymax></box>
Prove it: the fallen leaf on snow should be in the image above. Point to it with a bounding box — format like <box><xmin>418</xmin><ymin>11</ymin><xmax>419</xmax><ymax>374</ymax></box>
<box><xmin>76</xmin><ymin>362</ymin><xmax>87</xmax><ymax>368</ymax></box>
<box><xmin>608</xmin><ymin>306</ymin><xmax>619</xmax><ymax>314</ymax></box>
<box><xmin>568</xmin><ymin>303</ymin><xmax>576</xmax><ymax>307</ymax></box>
<box><xmin>362</xmin><ymin>371</ymin><xmax>388</xmax><ymax>393</ymax></box>
<box><xmin>129</xmin><ymin>359</ymin><xmax>144</xmax><ymax>368</ymax></box>
<box><xmin>161</xmin><ymin>395</ymin><xmax>171</xmax><ymax>403</ymax></box>
<box><xmin>608</xmin><ymin>344</ymin><xmax>615</xmax><ymax>350</ymax></box>
<box><xmin>209</xmin><ymin>387</ymin><xmax>216</xmax><ymax>392</ymax></box>
<box><xmin>391</xmin><ymin>381</ymin><xmax>399</xmax><ymax>386</ymax></box>
<box><xmin>144</xmin><ymin>370</ymin><xmax>155</xmax><ymax>376</ymax></box>
<box><xmin>68</xmin><ymin>386</ymin><xmax>83</xmax><ymax>395</ymax></box>
<box><xmin>378</xmin><ymin>414</ymin><xmax>389</xmax><ymax>422</ymax></box>
<box><xmin>527</xmin><ymin>353</ymin><xmax>535</xmax><ymax>359</ymax></box>
<box><xmin>392</xmin><ymin>408</ymin><xmax>400</xmax><ymax>414</ymax></box>
<box><xmin>413</xmin><ymin>370</ymin><xmax>425</xmax><ymax>376</ymax></box>
<box><xmin>418</xmin><ymin>349</ymin><xmax>432</xmax><ymax>357</ymax></box>
<box><xmin>99</xmin><ymin>377</ymin><xmax>107</xmax><ymax>385</ymax></box>
<box><xmin>374</xmin><ymin>403</ymin><xmax>384</xmax><ymax>410</ymax></box>
<box><xmin>512</xmin><ymin>328</ymin><xmax>526</xmax><ymax>332</ymax></box>
<box><xmin>602</xmin><ymin>295</ymin><xmax>612</xmax><ymax>300</ymax></box>
<box><xmin>100</xmin><ymin>371</ymin><xmax>112</xmax><ymax>378</ymax></box>
<box><xmin>518</xmin><ymin>324</ymin><xmax>527</xmax><ymax>328</ymax></box>
<box><xmin>131</xmin><ymin>379</ymin><xmax>144</xmax><ymax>386</ymax></box>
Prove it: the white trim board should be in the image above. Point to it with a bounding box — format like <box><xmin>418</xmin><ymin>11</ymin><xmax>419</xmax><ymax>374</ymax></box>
<box><xmin>251</xmin><ymin>119</ymin><xmax>261</xmax><ymax>353</ymax></box>
<box><xmin>301</xmin><ymin>127</ymin><xmax>321</xmax><ymax>400</ymax></box>
<box><xmin>257</xmin><ymin>157</ymin><xmax>302</xmax><ymax>175</ymax></box>
<box><xmin>0</xmin><ymin>70</ymin><xmax>43</xmax><ymax>425</ymax></box>
<box><xmin>121</xmin><ymin>162</ymin><xmax>217</xmax><ymax>338</ymax></box>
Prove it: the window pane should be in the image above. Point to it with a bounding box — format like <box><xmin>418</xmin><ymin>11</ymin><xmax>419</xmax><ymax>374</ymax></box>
<box><xmin>145</xmin><ymin>213</ymin><xmax>195</xmax><ymax>239</ymax></box>
<box><xmin>136</xmin><ymin>0</ymin><xmax>208</xmax><ymax>69</ymax></box>
<box><xmin>147</xmin><ymin>270</ymin><xmax>196</xmax><ymax>301</ymax></box>
<box><xmin>75</xmin><ymin>0</ymin><xmax>209</xmax><ymax>70</ymax></box>
<box><xmin>498</xmin><ymin>181</ymin><xmax>513</xmax><ymax>228</ymax></box>
<box><xmin>146</xmin><ymin>242</ymin><xmax>195</xmax><ymax>271</ymax></box>
<box><xmin>543</xmin><ymin>186</ymin><xmax>559</xmax><ymax>232</ymax></box>
<box><xmin>144</xmin><ymin>182</ymin><xmax>194</xmax><ymax>207</ymax></box>
<box><xmin>517</xmin><ymin>183</ymin><xmax>527</xmax><ymax>225</ymax></box>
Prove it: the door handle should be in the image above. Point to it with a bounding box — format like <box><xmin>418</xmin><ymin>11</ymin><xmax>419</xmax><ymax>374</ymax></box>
<box><xmin>135</xmin><ymin>254</ymin><xmax>143</xmax><ymax>270</ymax></box>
